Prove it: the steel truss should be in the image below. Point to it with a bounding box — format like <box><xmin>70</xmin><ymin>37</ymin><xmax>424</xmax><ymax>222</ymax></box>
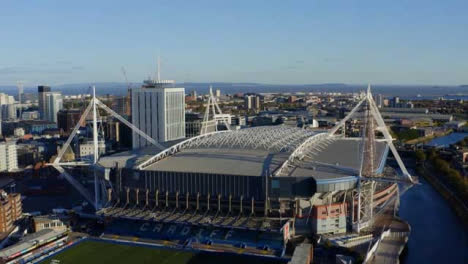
<box><xmin>189</xmin><ymin>126</ymin><xmax>317</xmax><ymax>152</ymax></box>
<box><xmin>274</xmin><ymin>132</ymin><xmax>333</xmax><ymax>176</ymax></box>
<box><xmin>50</xmin><ymin>86</ymin><xmax>162</xmax><ymax>210</ymax></box>
<box><xmin>328</xmin><ymin>84</ymin><xmax>414</xmax><ymax>232</ymax></box>
<box><xmin>137</xmin><ymin>130</ymin><xmax>230</xmax><ymax>170</ymax></box>
<box><xmin>328</xmin><ymin>85</ymin><xmax>413</xmax><ymax>183</ymax></box>
<box><xmin>200</xmin><ymin>86</ymin><xmax>231</xmax><ymax>134</ymax></box>
<box><xmin>138</xmin><ymin>126</ymin><xmax>322</xmax><ymax>170</ymax></box>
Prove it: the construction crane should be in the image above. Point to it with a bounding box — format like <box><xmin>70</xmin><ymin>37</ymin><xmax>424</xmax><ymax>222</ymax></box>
<box><xmin>121</xmin><ymin>67</ymin><xmax>132</xmax><ymax>116</ymax></box>
<box><xmin>121</xmin><ymin>67</ymin><xmax>132</xmax><ymax>90</ymax></box>
<box><xmin>16</xmin><ymin>81</ymin><xmax>24</xmax><ymax>118</ymax></box>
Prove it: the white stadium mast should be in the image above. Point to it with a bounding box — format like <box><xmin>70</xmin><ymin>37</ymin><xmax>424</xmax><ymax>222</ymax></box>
<box><xmin>328</xmin><ymin>84</ymin><xmax>413</xmax><ymax>183</ymax></box>
<box><xmin>328</xmin><ymin>84</ymin><xmax>415</xmax><ymax>232</ymax></box>
<box><xmin>200</xmin><ymin>85</ymin><xmax>231</xmax><ymax>135</ymax></box>
<box><xmin>50</xmin><ymin>86</ymin><xmax>164</xmax><ymax>210</ymax></box>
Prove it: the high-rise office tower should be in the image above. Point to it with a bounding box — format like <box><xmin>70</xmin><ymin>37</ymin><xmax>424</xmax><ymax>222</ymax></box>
<box><xmin>0</xmin><ymin>94</ymin><xmax>17</xmax><ymax>121</ymax></box>
<box><xmin>131</xmin><ymin>65</ymin><xmax>185</xmax><ymax>149</ymax></box>
<box><xmin>113</xmin><ymin>94</ymin><xmax>131</xmax><ymax>117</ymax></box>
<box><xmin>38</xmin><ymin>85</ymin><xmax>51</xmax><ymax>119</ymax></box>
<box><xmin>376</xmin><ymin>94</ymin><xmax>383</xmax><ymax>108</ymax></box>
<box><xmin>57</xmin><ymin>109</ymin><xmax>83</xmax><ymax>135</ymax></box>
<box><xmin>17</xmin><ymin>83</ymin><xmax>23</xmax><ymax>104</ymax></box>
<box><xmin>244</xmin><ymin>95</ymin><xmax>260</xmax><ymax>110</ymax></box>
<box><xmin>17</xmin><ymin>82</ymin><xmax>24</xmax><ymax>119</ymax></box>
<box><xmin>0</xmin><ymin>93</ymin><xmax>14</xmax><ymax>105</ymax></box>
<box><xmin>0</xmin><ymin>141</ymin><xmax>18</xmax><ymax>172</ymax></box>
<box><xmin>45</xmin><ymin>92</ymin><xmax>63</xmax><ymax>123</ymax></box>
<box><xmin>215</xmin><ymin>89</ymin><xmax>221</xmax><ymax>97</ymax></box>
<box><xmin>0</xmin><ymin>105</ymin><xmax>17</xmax><ymax>120</ymax></box>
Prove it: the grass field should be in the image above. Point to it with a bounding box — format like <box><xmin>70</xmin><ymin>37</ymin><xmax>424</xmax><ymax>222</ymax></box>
<box><xmin>41</xmin><ymin>240</ymin><xmax>286</xmax><ymax>264</ymax></box>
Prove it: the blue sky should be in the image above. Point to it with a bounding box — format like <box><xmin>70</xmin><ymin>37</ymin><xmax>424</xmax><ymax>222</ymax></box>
<box><xmin>0</xmin><ymin>0</ymin><xmax>467</xmax><ymax>86</ymax></box>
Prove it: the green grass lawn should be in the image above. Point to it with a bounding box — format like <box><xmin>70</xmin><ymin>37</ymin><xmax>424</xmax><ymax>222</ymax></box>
<box><xmin>41</xmin><ymin>240</ymin><xmax>286</xmax><ymax>264</ymax></box>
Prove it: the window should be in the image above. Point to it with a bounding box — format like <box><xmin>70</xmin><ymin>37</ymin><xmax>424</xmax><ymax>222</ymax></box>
<box><xmin>271</xmin><ymin>180</ymin><xmax>280</xmax><ymax>189</ymax></box>
<box><xmin>44</xmin><ymin>223</ymin><xmax>49</xmax><ymax>228</ymax></box>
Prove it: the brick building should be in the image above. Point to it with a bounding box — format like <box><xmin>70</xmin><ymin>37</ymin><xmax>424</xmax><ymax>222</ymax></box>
<box><xmin>0</xmin><ymin>190</ymin><xmax>22</xmax><ymax>233</ymax></box>
<box><xmin>311</xmin><ymin>203</ymin><xmax>347</xmax><ymax>234</ymax></box>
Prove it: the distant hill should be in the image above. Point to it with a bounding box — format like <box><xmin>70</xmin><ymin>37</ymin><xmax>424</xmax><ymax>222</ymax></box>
<box><xmin>1</xmin><ymin>82</ymin><xmax>467</xmax><ymax>99</ymax></box>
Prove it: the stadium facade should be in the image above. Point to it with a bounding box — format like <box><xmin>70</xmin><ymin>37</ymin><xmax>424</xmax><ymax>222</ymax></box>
<box><xmin>54</xmin><ymin>86</ymin><xmax>407</xmax><ymax>259</ymax></box>
<box><xmin>99</xmin><ymin>125</ymin><xmax>396</xmax><ymax>242</ymax></box>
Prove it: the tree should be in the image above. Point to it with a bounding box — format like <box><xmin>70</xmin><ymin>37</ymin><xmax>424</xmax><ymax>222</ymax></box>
<box><xmin>427</xmin><ymin>148</ymin><xmax>437</xmax><ymax>161</ymax></box>
<box><xmin>415</xmin><ymin>150</ymin><xmax>426</xmax><ymax>163</ymax></box>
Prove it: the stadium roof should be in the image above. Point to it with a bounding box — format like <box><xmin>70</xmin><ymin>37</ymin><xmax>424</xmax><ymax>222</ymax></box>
<box><xmin>140</xmin><ymin>126</ymin><xmax>388</xmax><ymax>180</ymax></box>
<box><xmin>98</xmin><ymin>140</ymin><xmax>183</xmax><ymax>169</ymax></box>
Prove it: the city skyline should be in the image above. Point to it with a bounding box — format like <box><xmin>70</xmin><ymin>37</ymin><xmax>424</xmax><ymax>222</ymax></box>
<box><xmin>0</xmin><ymin>2</ymin><xmax>467</xmax><ymax>263</ymax></box>
<box><xmin>1</xmin><ymin>0</ymin><xmax>468</xmax><ymax>86</ymax></box>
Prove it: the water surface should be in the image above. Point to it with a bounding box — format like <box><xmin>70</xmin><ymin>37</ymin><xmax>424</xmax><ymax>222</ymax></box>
<box><xmin>425</xmin><ymin>132</ymin><xmax>468</xmax><ymax>148</ymax></box>
<box><xmin>399</xmin><ymin>178</ymin><xmax>468</xmax><ymax>263</ymax></box>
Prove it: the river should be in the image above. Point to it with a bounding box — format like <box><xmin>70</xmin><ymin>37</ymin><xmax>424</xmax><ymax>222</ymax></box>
<box><xmin>399</xmin><ymin>178</ymin><xmax>468</xmax><ymax>263</ymax></box>
<box><xmin>425</xmin><ymin>132</ymin><xmax>468</xmax><ymax>148</ymax></box>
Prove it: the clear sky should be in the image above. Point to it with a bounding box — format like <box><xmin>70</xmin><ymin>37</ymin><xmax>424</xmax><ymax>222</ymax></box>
<box><xmin>0</xmin><ymin>0</ymin><xmax>467</xmax><ymax>86</ymax></box>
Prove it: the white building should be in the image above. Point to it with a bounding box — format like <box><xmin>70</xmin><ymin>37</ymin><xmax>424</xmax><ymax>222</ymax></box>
<box><xmin>0</xmin><ymin>93</ymin><xmax>14</xmax><ymax>106</ymax></box>
<box><xmin>0</xmin><ymin>141</ymin><xmax>18</xmax><ymax>172</ymax></box>
<box><xmin>0</xmin><ymin>93</ymin><xmax>17</xmax><ymax>121</ymax></box>
<box><xmin>13</xmin><ymin>128</ymin><xmax>25</xmax><ymax>137</ymax></box>
<box><xmin>245</xmin><ymin>95</ymin><xmax>260</xmax><ymax>110</ymax></box>
<box><xmin>45</xmin><ymin>92</ymin><xmax>63</xmax><ymax>123</ymax></box>
<box><xmin>215</xmin><ymin>89</ymin><xmax>221</xmax><ymax>97</ymax></box>
<box><xmin>21</xmin><ymin>111</ymin><xmax>40</xmax><ymax>120</ymax></box>
<box><xmin>376</xmin><ymin>94</ymin><xmax>383</xmax><ymax>108</ymax></box>
<box><xmin>214</xmin><ymin>114</ymin><xmax>232</xmax><ymax>125</ymax></box>
<box><xmin>79</xmin><ymin>140</ymin><xmax>107</xmax><ymax>160</ymax></box>
<box><xmin>131</xmin><ymin>79</ymin><xmax>185</xmax><ymax>149</ymax></box>
<box><xmin>1</xmin><ymin>104</ymin><xmax>16</xmax><ymax>120</ymax></box>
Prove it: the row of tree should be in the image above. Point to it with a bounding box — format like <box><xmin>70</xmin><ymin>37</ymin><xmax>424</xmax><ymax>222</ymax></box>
<box><xmin>415</xmin><ymin>149</ymin><xmax>468</xmax><ymax>204</ymax></box>
<box><xmin>393</xmin><ymin>129</ymin><xmax>421</xmax><ymax>141</ymax></box>
<box><xmin>456</xmin><ymin>136</ymin><xmax>468</xmax><ymax>147</ymax></box>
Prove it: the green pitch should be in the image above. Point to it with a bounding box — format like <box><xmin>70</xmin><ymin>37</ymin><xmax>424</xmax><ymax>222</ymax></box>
<box><xmin>41</xmin><ymin>240</ymin><xmax>285</xmax><ymax>264</ymax></box>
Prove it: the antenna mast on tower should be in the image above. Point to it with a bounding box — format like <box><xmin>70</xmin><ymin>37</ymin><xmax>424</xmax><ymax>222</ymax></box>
<box><xmin>157</xmin><ymin>55</ymin><xmax>161</xmax><ymax>82</ymax></box>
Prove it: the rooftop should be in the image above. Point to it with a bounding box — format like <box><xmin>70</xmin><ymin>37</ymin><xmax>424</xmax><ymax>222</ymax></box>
<box><xmin>98</xmin><ymin>140</ymin><xmax>184</xmax><ymax>168</ymax></box>
<box><xmin>141</xmin><ymin>126</ymin><xmax>388</xmax><ymax>180</ymax></box>
<box><xmin>33</xmin><ymin>214</ymin><xmax>69</xmax><ymax>224</ymax></box>
<box><xmin>0</xmin><ymin>229</ymin><xmax>67</xmax><ymax>259</ymax></box>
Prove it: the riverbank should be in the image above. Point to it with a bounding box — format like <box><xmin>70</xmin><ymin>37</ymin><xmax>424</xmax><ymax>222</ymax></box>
<box><xmin>399</xmin><ymin>177</ymin><xmax>468</xmax><ymax>263</ymax></box>
<box><xmin>405</xmin><ymin>130</ymin><xmax>451</xmax><ymax>145</ymax></box>
<box><xmin>416</xmin><ymin>165</ymin><xmax>468</xmax><ymax>229</ymax></box>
